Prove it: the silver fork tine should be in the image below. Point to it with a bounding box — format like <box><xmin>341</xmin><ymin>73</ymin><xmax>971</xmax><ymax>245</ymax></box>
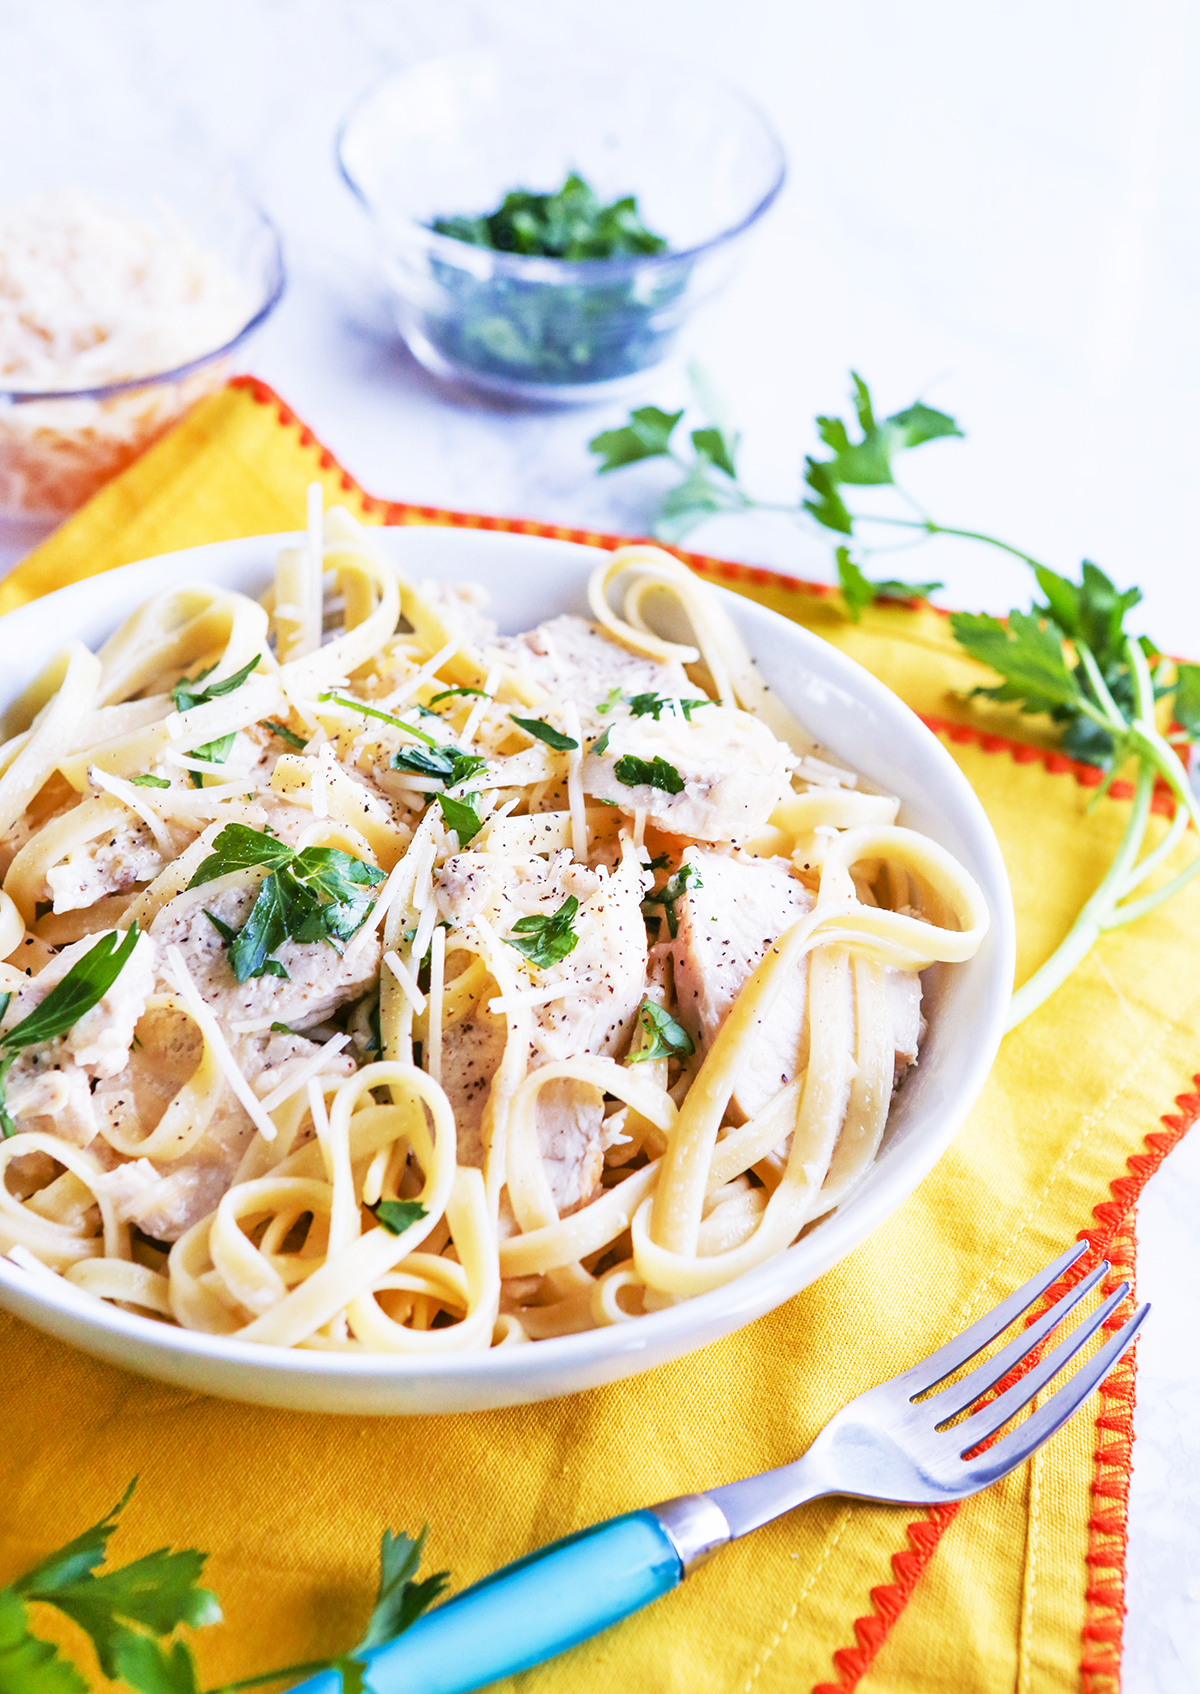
<box><xmin>960</xmin><ymin>1302</ymin><xmax>1149</xmax><ymax>1489</ymax></box>
<box><xmin>950</xmin><ymin>1280</ymin><xmax>1130</xmax><ymax>1448</ymax></box>
<box><xmin>928</xmin><ymin>1258</ymin><xmax>1110</xmax><ymax>1422</ymax></box>
<box><xmin>899</xmin><ymin>1238</ymin><xmax>1090</xmax><ymax>1395</ymax></box>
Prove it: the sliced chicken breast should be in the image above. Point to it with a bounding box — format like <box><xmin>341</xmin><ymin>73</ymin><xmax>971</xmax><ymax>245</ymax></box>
<box><xmin>435</xmin><ymin>846</ymin><xmax>648</xmax><ymax>1211</ymax></box>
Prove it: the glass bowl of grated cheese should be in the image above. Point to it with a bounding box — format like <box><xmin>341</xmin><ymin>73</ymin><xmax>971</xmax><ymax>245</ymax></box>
<box><xmin>0</xmin><ymin>182</ymin><xmax>284</xmax><ymax>523</ymax></box>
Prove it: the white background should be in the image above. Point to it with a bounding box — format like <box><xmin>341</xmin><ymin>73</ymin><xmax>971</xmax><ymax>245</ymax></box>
<box><xmin>2</xmin><ymin>0</ymin><xmax>1199</xmax><ymax>1684</ymax></box>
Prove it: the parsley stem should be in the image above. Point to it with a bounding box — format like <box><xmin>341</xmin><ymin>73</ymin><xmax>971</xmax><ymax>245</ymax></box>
<box><xmin>1007</xmin><ymin>636</ymin><xmax>1200</xmax><ymax>1026</ymax></box>
<box><xmin>847</xmin><ymin>512</ymin><xmax>1048</xmax><ymax>572</ymax></box>
<box><xmin>1006</xmin><ymin>760</ymin><xmax>1154</xmax><ymax>1030</ymax></box>
<box><xmin>202</xmin><ymin>1662</ymin><xmax>333</xmax><ymax>1694</ymax></box>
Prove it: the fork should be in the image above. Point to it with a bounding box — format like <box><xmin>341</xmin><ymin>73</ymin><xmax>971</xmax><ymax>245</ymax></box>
<box><xmin>288</xmin><ymin>1239</ymin><xmax>1146</xmax><ymax>1694</ymax></box>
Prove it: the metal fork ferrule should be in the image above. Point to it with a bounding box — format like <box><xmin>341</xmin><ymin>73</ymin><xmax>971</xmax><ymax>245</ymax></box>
<box><xmin>649</xmin><ymin>1493</ymin><xmax>733</xmax><ymax>1575</ymax></box>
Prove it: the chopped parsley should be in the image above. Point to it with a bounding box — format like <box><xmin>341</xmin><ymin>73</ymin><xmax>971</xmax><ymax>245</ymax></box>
<box><xmin>627</xmin><ymin>692</ymin><xmax>711</xmax><ymax>722</ymax></box>
<box><xmin>589</xmin><ymin>726</ymin><xmax>612</xmax><ymax>756</ymax></box>
<box><xmin>371</xmin><ymin>1199</ymin><xmax>428</xmax><ymax>1236</ymax></box>
<box><xmin>628</xmin><ymin>1000</ymin><xmax>695</xmax><ymax>1063</ymax></box>
<box><xmin>260</xmin><ymin>718</ymin><xmax>308</xmax><ymax>750</ymax></box>
<box><xmin>508</xmin><ymin>714</ymin><xmax>578</xmax><ymax>751</ymax></box>
<box><xmin>129</xmin><ymin>773</ymin><xmax>171</xmax><ymax>789</ymax></box>
<box><xmin>390</xmin><ymin>745</ymin><xmax>488</xmax><ymax>787</ymax></box>
<box><xmin>187</xmin><ymin>824</ymin><xmax>384</xmax><ymax>984</ymax></box>
<box><xmin>433</xmin><ymin>173</ymin><xmax>666</xmax><ymax>261</ymax></box>
<box><xmin>171</xmin><ymin>653</ymin><xmax>262</xmax><ymax>781</ymax></box>
<box><xmin>613</xmin><ymin>754</ymin><xmax>685</xmax><ymax>794</ymax></box>
<box><xmin>504</xmin><ymin>895</ymin><xmax>580</xmax><ymax>969</ymax></box>
<box><xmin>429</xmin><ymin>685</ymin><xmax>490</xmax><ymax>705</ymax></box>
<box><xmin>437</xmin><ymin>792</ymin><xmax>484</xmax><ymax>846</ymax></box>
<box><xmin>0</xmin><ymin>927</ymin><xmax>141</xmax><ymax>1136</ymax></box>
<box><xmin>642</xmin><ymin>861</ymin><xmax>702</xmax><ymax>939</ymax></box>
<box><xmin>596</xmin><ymin>686</ymin><xmax>623</xmax><ymax>715</ymax></box>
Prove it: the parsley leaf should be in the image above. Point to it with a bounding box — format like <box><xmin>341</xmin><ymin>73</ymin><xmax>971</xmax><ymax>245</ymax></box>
<box><xmin>204</xmin><ymin>910</ymin><xmax>239</xmax><ymax>946</ymax></box>
<box><xmin>642</xmin><ymin>861</ymin><xmax>702</xmax><ymax>938</ymax></box>
<box><xmin>596</xmin><ymin>686</ymin><xmax>623</xmax><ymax>715</ymax></box>
<box><xmin>0</xmin><ymin>1587</ymin><xmax>87</xmax><ymax>1694</ymax></box>
<box><xmin>628</xmin><ymin>1000</ymin><xmax>695</xmax><ymax>1063</ymax></box>
<box><xmin>371</xmin><ymin>1200</ymin><xmax>428</xmax><ymax>1237</ymax></box>
<box><xmin>260</xmin><ymin>718</ymin><xmax>308</xmax><ymax>750</ymax></box>
<box><xmin>0</xmin><ymin>927</ymin><xmax>141</xmax><ymax>1138</ymax></box>
<box><xmin>390</xmin><ymin>745</ymin><xmax>488</xmax><ymax>787</ymax></box>
<box><xmin>1174</xmin><ymin>663</ymin><xmax>1200</xmax><ymax>740</ymax></box>
<box><xmin>613</xmin><ymin>754</ymin><xmax>685</xmax><ymax>794</ymax></box>
<box><xmin>508</xmin><ymin>714</ymin><xmax>578</xmax><ymax>751</ymax></box>
<box><xmin>187</xmin><ymin>826</ymin><xmax>384</xmax><ymax>983</ymax></box>
<box><xmin>691</xmin><ymin>424</ymin><xmax>738</xmax><ymax>479</ymax></box>
<box><xmin>836</xmin><ymin>548</ymin><xmax>942</xmax><ymax>622</ymax></box>
<box><xmin>590</xmin><ymin>726</ymin><xmax>612</xmax><ymax>756</ymax></box>
<box><xmin>352</xmin><ymin>1528</ymin><xmax>449</xmax><ymax>1651</ymax></box>
<box><xmin>803</xmin><ymin>374</ymin><xmax>961</xmax><ymax>533</ymax></box>
<box><xmin>170</xmin><ymin>653</ymin><xmax>261</xmax><ymax>716</ymax></box>
<box><xmin>589</xmin><ymin>406</ymin><xmax>684</xmax><ymax>472</ymax></box>
<box><xmin>187</xmin><ymin>824</ymin><xmax>294</xmax><ymax>886</ymax></box>
<box><xmin>437</xmin><ymin>793</ymin><xmax>483</xmax><ymax>846</ymax></box>
<box><xmin>505</xmin><ymin>896</ymin><xmax>580</xmax><ymax>969</ymax></box>
<box><xmin>948</xmin><ymin>609</ymin><xmax>1084</xmax><ymax>718</ymax></box>
<box><xmin>626</xmin><ymin>692</ymin><xmax>711</xmax><ymax>721</ymax></box>
<box><xmin>130</xmin><ymin>773</ymin><xmax>171</xmax><ymax>789</ymax></box>
<box><xmin>8</xmin><ymin>1480</ymin><xmax>219</xmax><ymax>1694</ymax></box>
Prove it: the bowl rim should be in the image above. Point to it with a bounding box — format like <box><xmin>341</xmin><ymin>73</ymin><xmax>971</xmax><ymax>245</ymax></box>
<box><xmin>335</xmin><ymin>45</ymin><xmax>788</xmax><ymax>280</ymax></box>
<box><xmin>0</xmin><ymin>197</ymin><xmax>286</xmax><ymax>406</ymax></box>
<box><xmin>0</xmin><ymin>527</ymin><xmax>1015</xmax><ymax>1405</ymax></box>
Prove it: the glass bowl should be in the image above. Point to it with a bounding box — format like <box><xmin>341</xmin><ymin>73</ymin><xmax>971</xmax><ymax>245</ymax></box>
<box><xmin>0</xmin><ymin>178</ymin><xmax>284</xmax><ymax>523</ymax></box>
<box><xmin>337</xmin><ymin>47</ymin><xmax>786</xmax><ymax>403</ymax></box>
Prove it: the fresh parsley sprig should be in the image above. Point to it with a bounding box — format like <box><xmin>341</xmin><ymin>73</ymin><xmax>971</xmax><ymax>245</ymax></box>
<box><xmin>505</xmin><ymin>896</ymin><xmax>580</xmax><ymax>969</ymax></box>
<box><xmin>0</xmin><ymin>928</ymin><xmax>140</xmax><ymax>1136</ymax></box>
<box><xmin>0</xmin><ymin>1480</ymin><xmax>448</xmax><ymax>1694</ymax></box>
<box><xmin>594</xmin><ymin>367</ymin><xmax>1200</xmax><ymax>1028</ymax></box>
<box><xmin>588</xmin><ymin>365</ymin><xmax>952</xmax><ymax>614</ymax></box>
<box><xmin>188</xmin><ymin>825</ymin><xmax>384</xmax><ymax>983</ymax></box>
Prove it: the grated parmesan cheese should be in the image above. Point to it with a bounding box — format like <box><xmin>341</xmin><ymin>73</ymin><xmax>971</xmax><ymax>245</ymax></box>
<box><xmin>0</xmin><ymin>192</ymin><xmax>257</xmax><ymax>516</ymax></box>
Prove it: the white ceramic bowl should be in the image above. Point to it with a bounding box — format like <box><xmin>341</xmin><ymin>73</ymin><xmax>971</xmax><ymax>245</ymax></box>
<box><xmin>0</xmin><ymin>528</ymin><xmax>1015</xmax><ymax>1413</ymax></box>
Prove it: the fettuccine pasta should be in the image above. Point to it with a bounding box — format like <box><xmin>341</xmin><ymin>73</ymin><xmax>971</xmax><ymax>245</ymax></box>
<box><xmin>0</xmin><ymin>499</ymin><xmax>987</xmax><ymax>1350</ymax></box>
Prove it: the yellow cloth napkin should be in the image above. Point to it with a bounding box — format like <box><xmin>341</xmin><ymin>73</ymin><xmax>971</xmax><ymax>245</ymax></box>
<box><xmin>2</xmin><ymin>378</ymin><xmax>1195</xmax><ymax>1694</ymax></box>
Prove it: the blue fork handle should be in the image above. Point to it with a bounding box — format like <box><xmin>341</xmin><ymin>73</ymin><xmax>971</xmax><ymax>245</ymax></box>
<box><xmin>287</xmin><ymin>1510</ymin><xmax>683</xmax><ymax>1694</ymax></box>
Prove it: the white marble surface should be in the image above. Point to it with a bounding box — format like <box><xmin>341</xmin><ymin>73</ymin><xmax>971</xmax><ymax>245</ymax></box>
<box><xmin>3</xmin><ymin>0</ymin><xmax>1200</xmax><ymax>1684</ymax></box>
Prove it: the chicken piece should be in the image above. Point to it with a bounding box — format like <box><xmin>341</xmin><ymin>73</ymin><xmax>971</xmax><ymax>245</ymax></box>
<box><xmin>670</xmin><ymin>848</ymin><xmax>925</xmax><ymax>1119</ymax></box>
<box><xmin>2</xmin><ymin>930</ymin><xmax>157</xmax><ymax>1146</ymax></box>
<box><xmin>45</xmin><ymin>816</ymin><xmax>165</xmax><ymax>913</ymax></box>
<box><xmin>149</xmin><ymin>878</ymin><xmax>381</xmax><ymax>1030</ymax></box>
<box><xmin>670</xmin><ymin>849</ymin><xmax>814</xmax><ymax>1121</ymax></box>
<box><xmin>582</xmin><ymin>705</ymin><xmax>792</xmax><ymax>843</ymax></box>
<box><xmin>436</xmin><ymin>1011</ymin><xmax>507</xmax><ymax>1173</ymax></box>
<box><xmin>91</xmin><ymin>1022</ymin><xmax>355</xmax><ymax>1241</ymax></box>
<box><xmin>490</xmin><ymin>614</ymin><xmax>692</xmax><ymax>730</ymax></box>
<box><xmin>435</xmin><ymin>847</ymin><xmax>648</xmax><ymax>1211</ymax></box>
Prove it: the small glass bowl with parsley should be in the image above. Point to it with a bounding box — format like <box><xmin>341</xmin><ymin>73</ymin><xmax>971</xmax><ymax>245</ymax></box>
<box><xmin>337</xmin><ymin>47</ymin><xmax>785</xmax><ymax>402</ymax></box>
